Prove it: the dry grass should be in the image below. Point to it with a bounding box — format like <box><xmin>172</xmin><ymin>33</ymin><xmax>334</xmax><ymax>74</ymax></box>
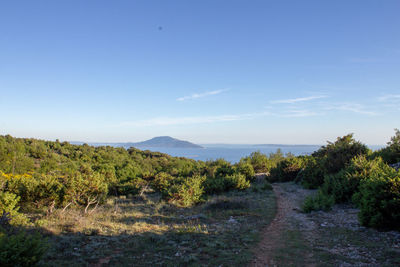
<box><xmin>33</xmin><ymin>181</ymin><xmax>276</xmax><ymax>266</ymax></box>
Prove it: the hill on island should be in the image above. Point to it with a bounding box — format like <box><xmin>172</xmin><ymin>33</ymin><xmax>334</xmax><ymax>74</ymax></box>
<box><xmin>129</xmin><ymin>136</ymin><xmax>203</xmax><ymax>148</ymax></box>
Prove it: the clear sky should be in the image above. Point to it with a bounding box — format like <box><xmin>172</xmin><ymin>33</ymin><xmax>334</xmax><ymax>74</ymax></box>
<box><xmin>0</xmin><ymin>0</ymin><xmax>399</xmax><ymax>145</ymax></box>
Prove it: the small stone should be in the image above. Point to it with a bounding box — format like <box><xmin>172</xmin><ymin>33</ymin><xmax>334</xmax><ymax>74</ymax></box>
<box><xmin>228</xmin><ymin>216</ymin><xmax>237</xmax><ymax>223</ymax></box>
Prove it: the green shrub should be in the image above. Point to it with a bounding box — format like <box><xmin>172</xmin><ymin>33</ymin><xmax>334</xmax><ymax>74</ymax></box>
<box><xmin>115</xmin><ymin>180</ymin><xmax>141</xmax><ymax>196</ymax></box>
<box><xmin>0</xmin><ymin>229</ymin><xmax>48</xmax><ymax>267</ymax></box>
<box><xmin>30</xmin><ymin>174</ymin><xmax>64</xmax><ymax>211</ymax></box>
<box><xmin>322</xmin><ymin>156</ymin><xmax>390</xmax><ymax>203</ymax></box>
<box><xmin>214</xmin><ymin>165</ymin><xmax>235</xmax><ymax>178</ymax></box>
<box><xmin>225</xmin><ymin>173</ymin><xmax>250</xmax><ymax>190</ymax></box>
<box><xmin>203</xmin><ymin>176</ymin><xmax>228</xmax><ymax>194</ymax></box>
<box><xmin>63</xmin><ymin>171</ymin><xmax>108</xmax><ymax>213</ymax></box>
<box><xmin>313</xmin><ymin>134</ymin><xmax>369</xmax><ymax>174</ymax></box>
<box><xmin>372</xmin><ymin>129</ymin><xmax>400</xmax><ymax>164</ymax></box>
<box><xmin>152</xmin><ymin>172</ymin><xmax>174</xmax><ymax>193</ymax></box>
<box><xmin>302</xmin><ymin>190</ymin><xmax>334</xmax><ymax>213</ymax></box>
<box><xmin>269</xmin><ymin>157</ymin><xmax>307</xmax><ymax>183</ymax></box>
<box><xmin>298</xmin><ymin>157</ymin><xmax>325</xmax><ymax>189</ymax></box>
<box><xmin>0</xmin><ymin>192</ymin><xmax>29</xmax><ymax>226</ymax></box>
<box><xmin>352</xmin><ymin>166</ymin><xmax>400</xmax><ymax>230</ymax></box>
<box><xmin>168</xmin><ymin>175</ymin><xmax>206</xmax><ymax>207</ymax></box>
<box><xmin>235</xmin><ymin>162</ymin><xmax>255</xmax><ymax>181</ymax></box>
<box><xmin>239</xmin><ymin>151</ymin><xmax>271</xmax><ymax>173</ymax></box>
<box><xmin>204</xmin><ymin>173</ymin><xmax>250</xmax><ymax>194</ymax></box>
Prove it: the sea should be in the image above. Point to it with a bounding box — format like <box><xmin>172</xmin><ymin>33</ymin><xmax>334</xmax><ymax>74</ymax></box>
<box><xmin>122</xmin><ymin>144</ymin><xmax>321</xmax><ymax>163</ymax></box>
<box><xmin>83</xmin><ymin>143</ymin><xmax>384</xmax><ymax>164</ymax></box>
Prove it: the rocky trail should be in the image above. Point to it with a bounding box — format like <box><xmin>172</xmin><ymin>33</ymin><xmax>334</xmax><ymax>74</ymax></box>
<box><xmin>252</xmin><ymin>183</ymin><xmax>400</xmax><ymax>267</ymax></box>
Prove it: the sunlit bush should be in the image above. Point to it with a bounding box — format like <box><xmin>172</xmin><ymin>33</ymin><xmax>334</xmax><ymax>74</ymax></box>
<box><xmin>269</xmin><ymin>156</ymin><xmax>307</xmax><ymax>183</ymax></box>
<box><xmin>353</xmin><ymin>166</ymin><xmax>400</xmax><ymax>230</ymax></box>
<box><xmin>168</xmin><ymin>175</ymin><xmax>206</xmax><ymax>207</ymax></box>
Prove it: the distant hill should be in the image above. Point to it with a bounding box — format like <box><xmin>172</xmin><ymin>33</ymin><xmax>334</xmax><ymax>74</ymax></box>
<box><xmin>129</xmin><ymin>136</ymin><xmax>203</xmax><ymax>149</ymax></box>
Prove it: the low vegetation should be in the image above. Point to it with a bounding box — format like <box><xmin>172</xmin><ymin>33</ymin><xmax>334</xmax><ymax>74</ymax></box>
<box><xmin>40</xmin><ymin>182</ymin><xmax>275</xmax><ymax>266</ymax></box>
<box><xmin>0</xmin><ymin>134</ymin><xmax>279</xmax><ymax>265</ymax></box>
<box><xmin>296</xmin><ymin>131</ymin><xmax>400</xmax><ymax>231</ymax></box>
<box><xmin>0</xmin><ymin>130</ymin><xmax>399</xmax><ymax>265</ymax></box>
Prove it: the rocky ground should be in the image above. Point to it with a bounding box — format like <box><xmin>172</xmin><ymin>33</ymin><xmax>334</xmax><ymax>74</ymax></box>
<box><xmin>252</xmin><ymin>182</ymin><xmax>400</xmax><ymax>267</ymax></box>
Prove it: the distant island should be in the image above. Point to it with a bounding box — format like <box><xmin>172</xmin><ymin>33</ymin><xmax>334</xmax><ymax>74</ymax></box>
<box><xmin>128</xmin><ymin>136</ymin><xmax>203</xmax><ymax>149</ymax></box>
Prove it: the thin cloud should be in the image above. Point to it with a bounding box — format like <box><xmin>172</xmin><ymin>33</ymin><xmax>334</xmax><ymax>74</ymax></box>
<box><xmin>378</xmin><ymin>94</ymin><xmax>400</xmax><ymax>102</ymax></box>
<box><xmin>116</xmin><ymin>112</ymin><xmax>271</xmax><ymax>127</ymax></box>
<box><xmin>177</xmin><ymin>89</ymin><xmax>229</xmax><ymax>101</ymax></box>
<box><xmin>324</xmin><ymin>103</ymin><xmax>378</xmax><ymax>116</ymax></box>
<box><xmin>280</xmin><ymin>109</ymin><xmax>319</xmax><ymax>118</ymax></box>
<box><xmin>271</xmin><ymin>95</ymin><xmax>328</xmax><ymax>104</ymax></box>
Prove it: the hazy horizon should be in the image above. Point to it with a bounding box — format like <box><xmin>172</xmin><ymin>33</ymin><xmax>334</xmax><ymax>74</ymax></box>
<box><xmin>25</xmin><ymin>135</ymin><xmax>384</xmax><ymax>147</ymax></box>
<box><xmin>1</xmin><ymin>1</ymin><xmax>399</xmax><ymax>145</ymax></box>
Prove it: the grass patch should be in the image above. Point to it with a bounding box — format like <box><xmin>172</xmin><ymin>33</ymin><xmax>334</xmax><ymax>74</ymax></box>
<box><xmin>273</xmin><ymin>229</ymin><xmax>313</xmax><ymax>266</ymax></box>
<box><xmin>34</xmin><ymin>183</ymin><xmax>276</xmax><ymax>266</ymax></box>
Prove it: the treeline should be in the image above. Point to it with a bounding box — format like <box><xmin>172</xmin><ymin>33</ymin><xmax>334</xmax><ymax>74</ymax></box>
<box><xmin>267</xmin><ymin>130</ymin><xmax>400</xmax><ymax>231</ymax></box>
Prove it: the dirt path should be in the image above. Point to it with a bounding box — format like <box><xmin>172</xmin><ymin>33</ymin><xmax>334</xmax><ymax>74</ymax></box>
<box><xmin>251</xmin><ymin>183</ymin><xmax>400</xmax><ymax>267</ymax></box>
<box><xmin>251</xmin><ymin>183</ymin><xmax>314</xmax><ymax>267</ymax></box>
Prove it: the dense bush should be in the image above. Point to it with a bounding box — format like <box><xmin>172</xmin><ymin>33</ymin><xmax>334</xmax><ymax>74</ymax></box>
<box><xmin>239</xmin><ymin>151</ymin><xmax>270</xmax><ymax>173</ymax></box>
<box><xmin>313</xmin><ymin>134</ymin><xmax>369</xmax><ymax>174</ymax></box>
<box><xmin>0</xmin><ymin>192</ymin><xmax>29</xmax><ymax>226</ymax></box>
<box><xmin>0</xmin><ymin>212</ymin><xmax>47</xmax><ymax>267</ymax></box>
<box><xmin>63</xmin><ymin>171</ymin><xmax>108</xmax><ymax>213</ymax></box>
<box><xmin>203</xmin><ymin>170</ymin><xmax>251</xmax><ymax>194</ymax></box>
<box><xmin>239</xmin><ymin>150</ymin><xmax>285</xmax><ymax>173</ymax></box>
<box><xmin>151</xmin><ymin>172</ymin><xmax>175</xmax><ymax>193</ymax></box>
<box><xmin>0</xmin><ymin>230</ymin><xmax>48</xmax><ymax>267</ymax></box>
<box><xmin>353</xmin><ymin>166</ymin><xmax>400</xmax><ymax>230</ymax></box>
<box><xmin>167</xmin><ymin>175</ymin><xmax>206</xmax><ymax>207</ymax></box>
<box><xmin>225</xmin><ymin>173</ymin><xmax>251</xmax><ymax>190</ymax></box>
<box><xmin>302</xmin><ymin>190</ymin><xmax>334</xmax><ymax>213</ymax></box>
<box><xmin>298</xmin><ymin>157</ymin><xmax>325</xmax><ymax>189</ymax></box>
<box><xmin>322</xmin><ymin>156</ymin><xmax>390</xmax><ymax>203</ymax></box>
<box><xmin>269</xmin><ymin>156</ymin><xmax>307</xmax><ymax>183</ymax></box>
<box><xmin>298</xmin><ymin>134</ymin><xmax>369</xmax><ymax>189</ymax></box>
<box><xmin>373</xmin><ymin>129</ymin><xmax>400</xmax><ymax>164</ymax></box>
<box><xmin>235</xmin><ymin>162</ymin><xmax>255</xmax><ymax>181</ymax></box>
<box><xmin>203</xmin><ymin>176</ymin><xmax>228</xmax><ymax>194</ymax></box>
<box><xmin>300</xmin><ymin>133</ymin><xmax>400</xmax><ymax>230</ymax></box>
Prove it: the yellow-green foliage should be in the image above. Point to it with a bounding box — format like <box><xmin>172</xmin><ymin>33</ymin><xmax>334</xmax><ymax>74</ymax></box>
<box><xmin>269</xmin><ymin>156</ymin><xmax>307</xmax><ymax>183</ymax></box>
<box><xmin>0</xmin><ymin>229</ymin><xmax>48</xmax><ymax>267</ymax></box>
<box><xmin>235</xmin><ymin>162</ymin><xmax>255</xmax><ymax>181</ymax></box>
<box><xmin>372</xmin><ymin>128</ymin><xmax>400</xmax><ymax>164</ymax></box>
<box><xmin>63</xmin><ymin>171</ymin><xmax>108</xmax><ymax>212</ymax></box>
<box><xmin>322</xmin><ymin>156</ymin><xmax>391</xmax><ymax>203</ymax></box>
<box><xmin>226</xmin><ymin>173</ymin><xmax>250</xmax><ymax>190</ymax></box>
<box><xmin>302</xmin><ymin>190</ymin><xmax>334</xmax><ymax>213</ymax></box>
<box><xmin>299</xmin><ymin>134</ymin><xmax>369</xmax><ymax>189</ymax></box>
<box><xmin>152</xmin><ymin>172</ymin><xmax>174</xmax><ymax>193</ymax></box>
<box><xmin>239</xmin><ymin>150</ymin><xmax>284</xmax><ymax>173</ymax></box>
<box><xmin>353</xmin><ymin>165</ymin><xmax>400</xmax><ymax>230</ymax></box>
<box><xmin>0</xmin><ymin>192</ymin><xmax>29</xmax><ymax>226</ymax></box>
<box><xmin>298</xmin><ymin>157</ymin><xmax>325</xmax><ymax>189</ymax></box>
<box><xmin>168</xmin><ymin>175</ymin><xmax>206</xmax><ymax>207</ymax></box>
<box><xmin>313</xmin><ymin>134</ymin><xmax>369</xmax><ymax>174</ymax></box>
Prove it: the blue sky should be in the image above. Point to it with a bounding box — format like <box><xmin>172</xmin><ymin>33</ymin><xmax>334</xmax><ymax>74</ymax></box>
<box><xmin>0</xmin><ymin>0</ymin><xmax>399</xmax><ymax>145</ymax></box>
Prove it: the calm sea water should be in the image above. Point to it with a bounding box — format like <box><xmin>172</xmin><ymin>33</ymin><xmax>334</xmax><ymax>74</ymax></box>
<box><xmin>124</xmin><ymin>144</ymin><xmax>322</xmax><ymax>163</ymax></box>
<box><xmin>84</xmin><ymin>143</ymin><xmax>383</xmax><ymax>163</ymax></box>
